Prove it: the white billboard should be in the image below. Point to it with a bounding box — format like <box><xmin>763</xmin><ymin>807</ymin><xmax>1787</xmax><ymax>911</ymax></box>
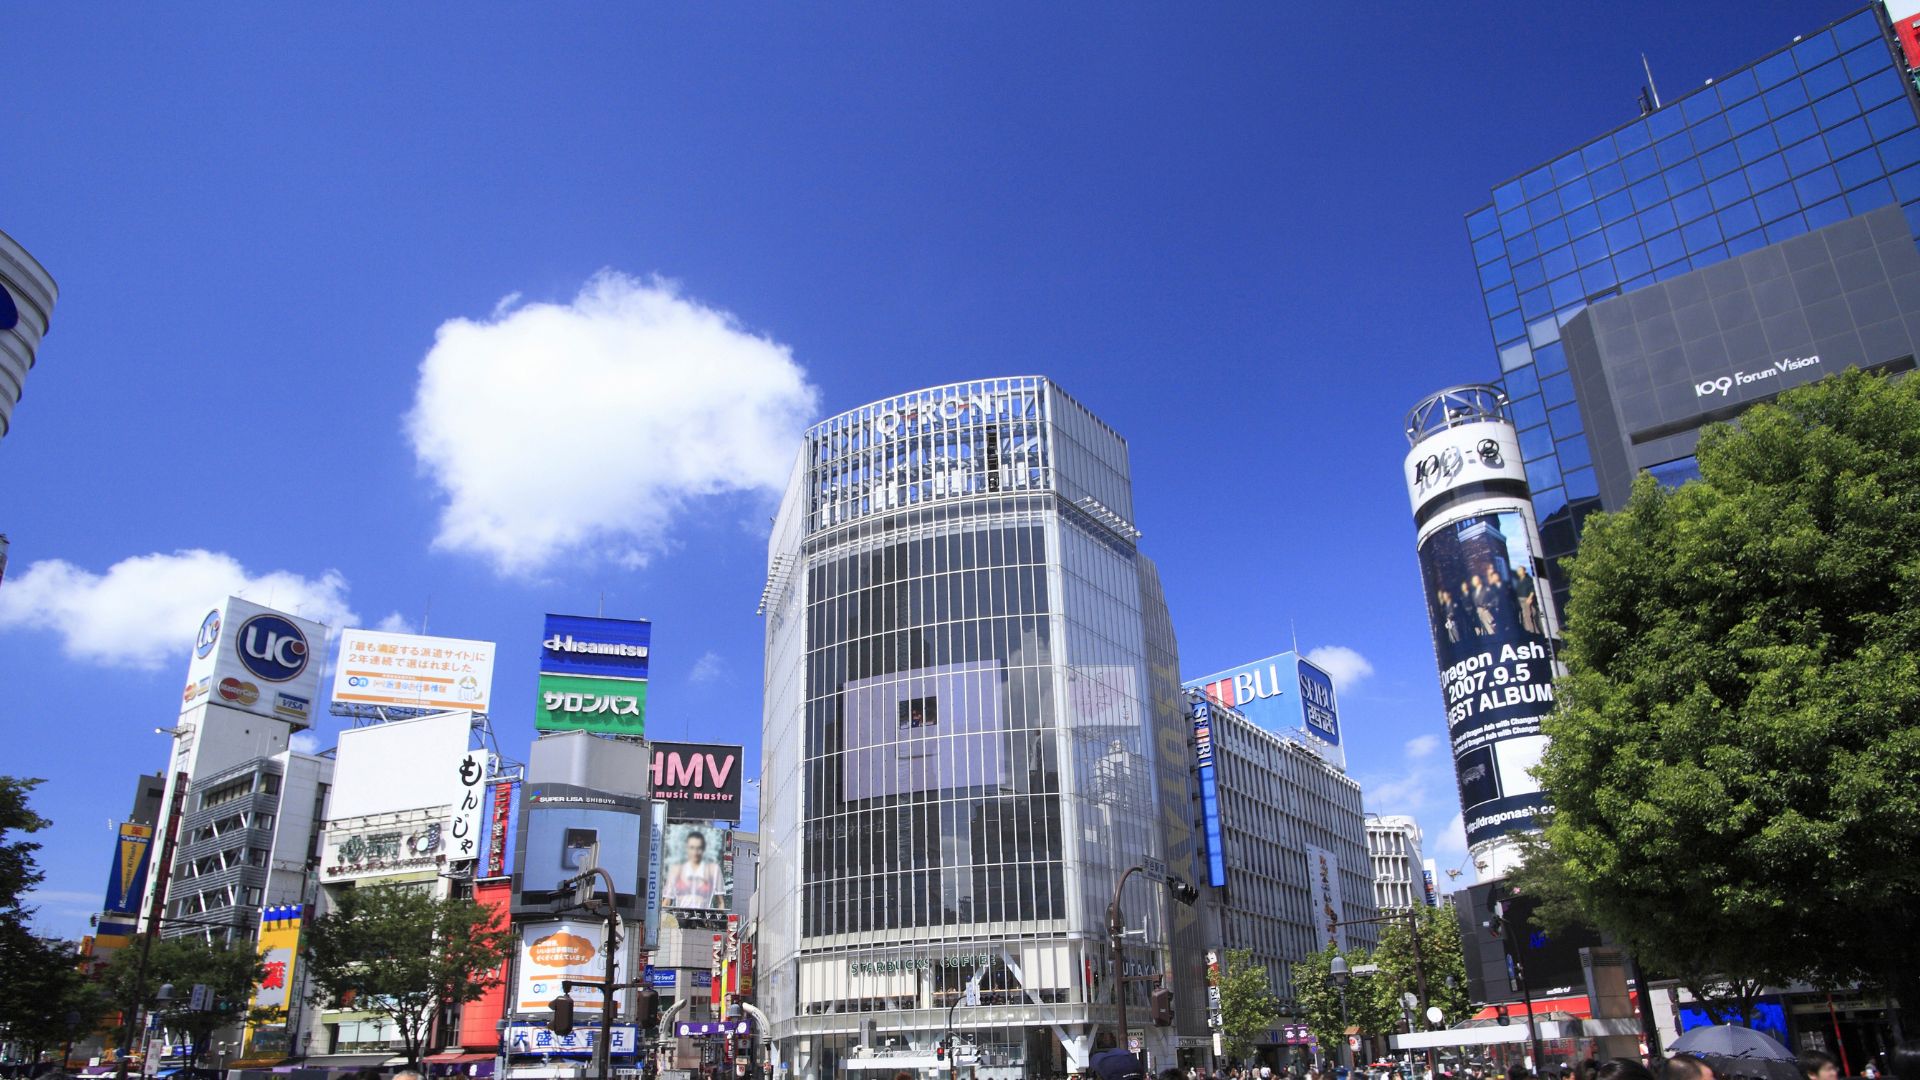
<box><xmin>331</xmin><ymin>628</ymin><xmax>496</xmax><ymax>714</ymax></box>
<box><xmin>516</xmin><ymin>919</ymin><xmax>608</xmax><ymax>1013</ymax></box>
<box><xmin>1304</xmin><ymin>844</ymin><xmax>1348</xmax><ymax>951</ymax></box>
<box><xmin>329</xmin><ymin>711</ymin><xmax>478</xmax><ymax>820</ymax></box>
<box><xmin>840</xmin><ymin>660</ymin><xmax>1006</xmax><ymax>801</ymax></box>
<box><xmin>180</xmin><ymin>597</ymin><xmax>329</xmax><ymax>730</ymax></box>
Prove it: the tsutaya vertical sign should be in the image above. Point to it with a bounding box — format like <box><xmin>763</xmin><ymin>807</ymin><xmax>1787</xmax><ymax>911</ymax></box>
<box><xmin>536</xmin><ymin>614</ymin><xmax>651</xmax><ymax>736</ymax></box>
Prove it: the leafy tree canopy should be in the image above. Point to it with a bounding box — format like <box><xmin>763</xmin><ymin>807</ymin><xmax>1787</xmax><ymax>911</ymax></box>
<box><xmin>102</xmin><ymin>935</ymin><xmax>264</xmax><ymax>1066</ymax></box>
<box><xmin>1211</xmin><ymin>948</ymin><xmax>1279</xmax><ymax>1065</ymax></box>
<box><xmin>302</xmin><ymin>884</ymin><xmax>511</xmax><ymax>1068</ymax></box>
<box><xmin>1529</xmin><ymin>368</ymin><xmax>1920</xmax><ymax>1017</ymax></box>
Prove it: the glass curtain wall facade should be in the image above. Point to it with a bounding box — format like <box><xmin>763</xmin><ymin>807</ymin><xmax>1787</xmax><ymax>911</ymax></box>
<box><xmin>760</xmin><ymin>377</ymin><xmax>1203</xmax><ymax>1080</ymax></box>
<box><xmin>1464</xmin><ymin>5</ymin><xmax>1920</xmax><ymax>607</ymax></box>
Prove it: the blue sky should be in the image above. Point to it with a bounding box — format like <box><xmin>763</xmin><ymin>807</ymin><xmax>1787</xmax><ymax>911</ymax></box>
<box><xmin>1</xmin><ymin>2</ymin><xmax>1857</xmax><ymax>937</ymax></box>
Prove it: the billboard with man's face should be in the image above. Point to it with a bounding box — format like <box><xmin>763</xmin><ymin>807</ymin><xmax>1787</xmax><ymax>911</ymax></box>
<box><xmin>659</xmin><ymin>822</ymin><xmax>732</xmax><ymax>912</ymax></box>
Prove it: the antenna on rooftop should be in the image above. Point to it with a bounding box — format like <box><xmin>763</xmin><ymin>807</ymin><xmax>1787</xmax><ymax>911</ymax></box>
<box><xmin>1641</xmin><ymin>53</ymin><xmax>1662</xmax><ymax>112</ymax></box>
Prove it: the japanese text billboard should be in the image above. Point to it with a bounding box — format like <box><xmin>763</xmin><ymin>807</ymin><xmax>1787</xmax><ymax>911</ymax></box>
<box><xmin>103</xmin><ymin>822</ymin><xmax>153</xmax><ymax>919</ymax></box>
<box><xmin>515</xmin><ymin>919</ymin><xmax>608</xmax><ymax>1013</ymax></box>
<box><xmin>1416</xmin><ymin>509</ymin><xmax>1557</xmax><ymax>847</ymax></box>
<box><xmin>330</xmin><ymin>629</ymin><xmax>495</xmax><ymax>714</ymax></box>
<box><xmin>535</xmin><ymin>672</ymin><xmax>647</xmax><ymax>736</ymax></box>
<box><xmin>243</xmin><ymin>906</ymin><xmax>304</xmax><ymax>1057</ymax></box>
<box><xmin>1304</xmin><ymin>844</ymin><xmax>1348</xmax><ymax>951</ymax></box>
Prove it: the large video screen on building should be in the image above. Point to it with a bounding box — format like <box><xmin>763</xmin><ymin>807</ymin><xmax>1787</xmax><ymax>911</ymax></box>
<box><xmin>512</xmin><ymin>784</ymin><xmax>649</xmax><ymax>916</ymax></box>
<box><xmin>658</xmin><ymin>822</ymin><xmax>734</xmax><ymax>912</ymax></box>
<box><xmin>1417</xmin><ymin>509</ymin><xmax>1556</xmax><ymax>848</ymax></box>
<box><xmin>839</xmin><ymin>660</ymin><xmax>1007</xmax><ymax>801</ymax></box>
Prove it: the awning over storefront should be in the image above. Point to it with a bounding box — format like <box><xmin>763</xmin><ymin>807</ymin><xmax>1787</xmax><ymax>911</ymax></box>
<box><xmin>424</xmin><ymin>1053</ymin><xmax>495</xmax><ymax>1076</ymax></box>
<box><xmin>297</xmin><ymin>1053</ymin><xmax>399</xmax><ymax>1069</ymax></box>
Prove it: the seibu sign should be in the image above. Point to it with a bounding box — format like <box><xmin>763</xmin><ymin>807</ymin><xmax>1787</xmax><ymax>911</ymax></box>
<box><xmin>651</xmin><ymin>743</ymin><xmax>744</xmax><ymax>823</ymax></box>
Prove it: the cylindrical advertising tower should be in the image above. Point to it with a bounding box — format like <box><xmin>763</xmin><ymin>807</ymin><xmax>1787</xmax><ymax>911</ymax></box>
<box><xmin>1403</xmin><ymin>385</ymin><xmax>1561</xmax><ymax>882</ymax></box>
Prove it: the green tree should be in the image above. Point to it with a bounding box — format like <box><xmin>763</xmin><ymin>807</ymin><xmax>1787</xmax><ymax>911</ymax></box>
<box><xmin>102</xmin><ymin>935</ymin><xmax>264</xmax><ymax>1067</ymax></box>
<box><xmin>0</xmin><ymin>937</ymin><xmax>113</xmax><ymax>1066</ymax></box>
<box><xmin>1362</xmin><ymin>906</ymin><xmax>1472</xmax><ymax>1033</ymax></box>
<box><xmin>1297</xmin><ymin>945</ymin><xmax>1395</xmax><ymax>1059</ymax></box>
<box><xmin>1530</xmin><ymin>368</ymin><xmax>1920</xmax><ymax>1032</ymax></box>
<box><xmin>1211</xmin><ymin>948</ymin><xmax>1279</xmax><ymax>1065</ymax></box>
<box><xmin>302</xmin><ymin>884</ymin><xmax>512</xmax><ymax>1068</ymax></box>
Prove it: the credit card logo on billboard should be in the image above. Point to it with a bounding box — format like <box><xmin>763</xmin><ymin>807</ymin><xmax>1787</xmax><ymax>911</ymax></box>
<box><xmin>218</xmin><ymin>677</ymin><xmax>260</xmax><ymax>706</ymax></box>
<box><xmin>539</xmin><ymin>614</ymin><xmax>651</xmax><ymax>680</ymax></box>
<box><xmin>274</xmin><ymin>692</ymin><xmax>311</xmax><ymax>720</ymax></box>
<box><xmin>238</xmin><ymin>613</ymin><xmax>311</xmax><ymax>682</ymax></box>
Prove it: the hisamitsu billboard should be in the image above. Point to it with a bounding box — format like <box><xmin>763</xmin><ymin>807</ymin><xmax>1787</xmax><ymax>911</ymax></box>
<box><xmin>540</xmin><ymin>614</ymin><xmax>651</xmax><ymax>681</ymax></box>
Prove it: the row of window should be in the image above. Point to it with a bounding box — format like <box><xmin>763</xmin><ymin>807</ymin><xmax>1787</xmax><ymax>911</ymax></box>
<box><xmin>1474</xmin><ymin>11</ymin><xmax>1887</xmax><ymax>229</ymax></box>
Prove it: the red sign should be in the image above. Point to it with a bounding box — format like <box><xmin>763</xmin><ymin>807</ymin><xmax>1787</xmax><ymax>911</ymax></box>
<box><xmin>485</xmin><ymin>781</ymin><xmax>513</xmax><ymax>877</ymax></box>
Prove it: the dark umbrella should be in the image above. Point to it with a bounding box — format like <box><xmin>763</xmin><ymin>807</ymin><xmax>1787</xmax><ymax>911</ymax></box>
<box><xmin>1670</xmin><ymin>1025</ymin><xmax>1800</xmax><ymax>1080</ymax></box>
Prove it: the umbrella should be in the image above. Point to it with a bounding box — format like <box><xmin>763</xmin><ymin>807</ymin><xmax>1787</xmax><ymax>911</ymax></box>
<box><xmin>1670</xmin><ymin>1025</ymin><xmax>1800</xmax><ymax>1080</ymax></box>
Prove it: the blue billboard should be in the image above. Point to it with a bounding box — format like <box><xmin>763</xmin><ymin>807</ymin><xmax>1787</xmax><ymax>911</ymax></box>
<box><xmin>103</xmin><ymin>822</ymin><xmax>154</xmax><ymax>918</ymax></box>
<box><xmin>1191</xmin><ymin>697</ymin><xmax>1227</xmax><ymax>889</ymax></box>
<box><xmin>539</xmin><ymin>614</ymin><xmax>652</xmax><ymax>681</ymax></box>
<box><xmin>1186</xmin><ymin>651</ymin><xmax>1342</xmax><ymax>748</ymax></box>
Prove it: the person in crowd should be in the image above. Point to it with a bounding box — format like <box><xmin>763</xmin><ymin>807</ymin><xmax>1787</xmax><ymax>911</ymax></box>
<box><xmin>1512</xmin><ymin>564</ymin><xmax>1539</xmax><ymax>633</ymax></box>
<box><xmin>1661</xmin><ymin>1054</ymin><xmax>1716</xmax><ymax>1080</ymax></box>
<box><xmin>1471</xmin><ymin>574</ymin><xmax>1498</xmax><ymax>636</ymax></box>
<box><xmin>1507</xmin><ymin>1065</ymin><xmax>1532</xmax><ymax>1080</ymax></box>
<box><xmin>1799</xmin><ymin>1051</ymin><xmax>1838</xmax><ymax>1080</ymax></box>
<box><xmin>1594</xmin><ymin>1059</ymin><xmax>1655</xmax><ymax>1080</ymax></box>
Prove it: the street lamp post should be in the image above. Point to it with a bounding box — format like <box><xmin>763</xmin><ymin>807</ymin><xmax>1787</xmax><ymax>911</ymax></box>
<box><xmin>1105</xmin><ymin>865</ymin><xmax>1199</xmax><ymax>1063</ymax></box>
<box><xmin>1329</xmin><ymin>910</ymin><xmax>1436</xmax><ymax>1072</ymax></box>
<box><xmin>1325</xmin><ymin>957</ymin><xmax>1353</xmax><ymax>1075</ymax></box>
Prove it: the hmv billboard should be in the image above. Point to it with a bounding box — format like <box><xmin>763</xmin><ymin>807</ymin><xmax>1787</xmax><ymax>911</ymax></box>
<box><xmin>650</xmin><ymin>743</ymin><xmax>744</xmax><ymax>823</ymax></box>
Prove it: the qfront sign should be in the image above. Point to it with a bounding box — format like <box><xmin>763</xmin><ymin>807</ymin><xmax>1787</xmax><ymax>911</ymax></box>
<box><xmin>1695</xmin><ymin>354</ymin><xmax>1821</xmax><ymax>397</ymax></box>
<box><xmin>180</xmin><ymin>597</ymin><xmax>326</xmax><ymax>729</ymax></box>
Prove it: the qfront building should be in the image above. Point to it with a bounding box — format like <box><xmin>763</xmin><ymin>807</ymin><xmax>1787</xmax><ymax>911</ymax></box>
<box><xmin>759</xmin><ymin>378</ymin><xmax>1207</xmax><ymax>1078</ymax></box>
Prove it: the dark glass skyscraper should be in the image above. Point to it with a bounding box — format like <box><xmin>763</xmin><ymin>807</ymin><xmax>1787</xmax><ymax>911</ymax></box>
<box><xmin>1464</xmin><ymin>5</ymin><xmax>1920</xmax><ymax>608</ymax></box>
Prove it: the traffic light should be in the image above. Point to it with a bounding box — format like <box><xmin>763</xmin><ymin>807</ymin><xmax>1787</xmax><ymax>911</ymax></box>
<box><xmin>1167</xmin><ymin>876</ymin><xmax>1200</xmax><ymax>907</ymax></box>
<box><xmin>1495</xmin><ymin>1005</ymin><xmax>1510</xmax><ymax>1027</ymax></box>
<box><xmin>635</xmin><ymin>986</ymin><xmax>660</xmax><ymax>1030</ymax></box>
<box><xmin>550</xmin><ymin>993</ymin><xmax>575</xmax><ymax>1037</ymax></box>
<box><xmin>935</xmin><ymin>1037</ymin><xmax>949</xmax><ymax>1063</ymax></box>
<box><xmin>1149</xmin><ymin>985</ymin><xmax>1175</xmax><ymax>1027</ymax></box>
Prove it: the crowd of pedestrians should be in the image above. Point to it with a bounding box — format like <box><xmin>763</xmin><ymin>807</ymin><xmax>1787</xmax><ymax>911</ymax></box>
<box><xmin>1079</xmin><ymin>1047</ymin><xmax>1920</xmax><ymax>1080</ymax></box>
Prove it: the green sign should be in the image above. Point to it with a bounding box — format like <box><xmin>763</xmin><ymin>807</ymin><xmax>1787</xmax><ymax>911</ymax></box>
<box><xmin>535</xmin><ymin>672</ymin><xmax>647</xmax><ymax>735</ymax></box>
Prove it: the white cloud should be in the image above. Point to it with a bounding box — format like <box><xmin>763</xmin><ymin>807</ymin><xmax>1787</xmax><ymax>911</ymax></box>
<box><xmin>290</xmin><ymin>732</ymin><xmax>322</xmax><ymax>754</ymax></box>
<box><xmin>689</xmin><ymin>650</ymin><xmax>724</xmax><ymax>684</ymax></box>
<box><xmin>1304</xmin><ymin>645</ymin><xmax>1374</xmax><ymax>691</ymax></box>
<box><xmin>0</xmin><ymin>550</ymin><xmax>356</xmax><ymax>670</ymax></box>
<box><xmin>375</xmin><ymin>611</ymin><xmax>416</xmax><ymax>634</ymax></box>
<box><xmin>1404</xmin><ymin>733</ymin><xmax>1442</xmax><ymax>760</ymax></box>
<box><xmin>406</xmin><ymin>271</ymin><xmax>819</xmax><ymax>575</ymax></box>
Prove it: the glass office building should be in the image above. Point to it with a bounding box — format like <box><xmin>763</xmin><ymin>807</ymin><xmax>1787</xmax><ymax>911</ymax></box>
<box><xmin>1465</xmin><ymin>5</ymin><xmax>1920</xmax><ymax>608</ymax></box>
<box><xmin>758</xmin><ymin>378</ymin><xmax>1206</xmax><ymax>1079</ymax></box>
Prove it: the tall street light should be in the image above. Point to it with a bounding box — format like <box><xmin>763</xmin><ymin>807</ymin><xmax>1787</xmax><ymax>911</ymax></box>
<box><xmin>1324</xmin><ymin>956</ymin><xmax>1352</xmax><ymax>1075</ymax></box>
<box><xmin>1106</xmin><ymin>865</ymin><xmax>1198</xmax><ymax>1057</ymax></box>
